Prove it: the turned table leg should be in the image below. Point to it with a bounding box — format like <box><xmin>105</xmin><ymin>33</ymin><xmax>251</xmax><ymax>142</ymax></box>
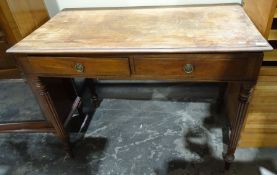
<box><xmin>223</xmin><ymin>82</ymin><xmax>255</xmax><ymax>169</ymax></box>
<box><xmin>27</xmin><ymin>75</ymin><xmax>73</xmax><ymax>157</ymax></box>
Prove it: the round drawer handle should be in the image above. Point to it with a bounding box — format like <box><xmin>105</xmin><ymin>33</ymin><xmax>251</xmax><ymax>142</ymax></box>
<box><xmin>183</xmin><ymin>64</ymin><xmax>194</xmax><ymax>74</ymax></box>
<box><xmin>74</xmin><ymin>63</ymin><xmax>85</xmax><ymax>73</ymax></box>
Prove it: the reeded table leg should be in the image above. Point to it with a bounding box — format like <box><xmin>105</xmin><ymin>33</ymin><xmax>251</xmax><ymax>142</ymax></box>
<box><xmin>224</xmin><ymin>82</ymin><xmax>255</xmax><ymax>170</ymax></box>
<box><xmin>27</xmin><ymin>75</ymin><xmax>73</xmax><ymax>157</ymax></box>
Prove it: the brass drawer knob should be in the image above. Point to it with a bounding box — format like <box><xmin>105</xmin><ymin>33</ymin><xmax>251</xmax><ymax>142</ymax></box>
<box><xmin>74</xmin><ymin>63</ymin><xmax>85</xmax><ymax>73</ymax></box>
<box><xmin>183</xmin><ymin>64</ymin><xmax>194</xmax><ymax>74</ymax></box>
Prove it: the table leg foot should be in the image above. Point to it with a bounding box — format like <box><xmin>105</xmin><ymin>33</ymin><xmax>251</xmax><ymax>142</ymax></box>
<box><xmin>223</xmin><ymin>152</ymin><xmax>235</xmax><ymax>170</ymax></box>
<box><xmin>62</xmin><ymin>137</ymin><xmax>74</xmax><ymax>158</ymax></box>
<box><xmin>92</xmin><ymin>95</ymin><xmax>101</xmax><ymax>108</ymax></box>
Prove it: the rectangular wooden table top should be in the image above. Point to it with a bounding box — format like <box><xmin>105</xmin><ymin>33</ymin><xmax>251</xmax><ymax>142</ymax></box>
<box><xmin>4</xmin><ymin>4</ymin><xmax>273</xmax><ymax>167</ymax></box>
<box><xmin>8</xmin><ymin>4</ymin><xmax>272</xmax><ymax>54</ymax></box>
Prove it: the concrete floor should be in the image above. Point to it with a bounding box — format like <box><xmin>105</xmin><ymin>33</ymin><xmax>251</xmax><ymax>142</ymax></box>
<box><xmin>0</xmin><ymin>79</ymin><xmax>277</xmax><ymax>175</ymax></box>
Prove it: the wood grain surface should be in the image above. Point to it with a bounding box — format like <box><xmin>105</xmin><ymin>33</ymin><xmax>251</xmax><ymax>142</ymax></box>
<box><xmin>27</xmin><ymin>56</ymin><xmax>130</xmax><ymax>76</ymax></box>
<box><xmin>7</xmin><ymin>4</ymin><xmax>271</xmax><ymax>54</ymax></box>
<box><xmin>240</xmin><ymin>79</ymin><xmax>277</xmax><ymax>147</ymax></box>
<box><xmin>133</xmin><ymin>53</ymin><xmax>262</xmax><ymax>81</ymax></box>
<box><xmin>0</xmin><ymin>0</ymin><xmax>49</xmax><ymax>78</ymax></box>
<box><xmin>243</xmin><ymin>0</ymin><xmax>277</xmax><ymax>38</ymax></box>
<box><xmin>7</xmin><ymin>3</ymin><xmax>269</xmax><ymax>163</ymax></box>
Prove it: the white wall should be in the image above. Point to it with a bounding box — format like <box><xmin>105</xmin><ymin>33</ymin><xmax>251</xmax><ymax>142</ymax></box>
<box><xmin>44</xmin><ymin>0</ymin><xmax>242</xmax><ymax>17</ymax></box>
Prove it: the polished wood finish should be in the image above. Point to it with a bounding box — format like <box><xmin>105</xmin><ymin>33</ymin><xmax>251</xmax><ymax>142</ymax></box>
<box><xmin>243</xmin><ymin>0</ymin><xmax>277</xmax><ymax>38</ymax></box>
<box><xmin>260</xmin><ymin>66</ymin><xmax>277</xmax><ymax>76</ymax></box>
<box><xmin>0</xmin><ymin>121</ymin><xmax>54</xmax><ymax>133</ymax></box>
<box><xmin>225</xmin><ymin>83</ymin><xmax>240</xmax><ymax>129</ymax></box>
<box><xmin>8</xmin><ymin>5</ymin><xmax>270</xmax><ymax>166</ymax></box>
<box><xmin>26</xmin><ymin>75</ymin><xmax>72</xmax><ymax>156</ymax></box>
<box><xmin>240</xmin><ymin>133</ymin><xmax>277</xmax><ymax>147</ymax></box>
<box><xmin>27</xmin><ymin>57</ymin><xmax>130</xmax><ymax>76</ymax></box>
<box><xmin>0</xmin><ymin>0</ymin><xmax>49</xmax><ymax>79</ymax></box>
<box><xmin>269</xmin><ymin>30</ymin><xmax>277</xmax><ymax>40</ymax></box>
<box><xmin>0</xmin><ymin>0</ymin><xmax>49</xmax><ymax>44</ymax></box>
<box><xmin>0</xmin><ymin>32</ymin><xmax>16</xmax><ymax>68</ymax></box>
<box><xmin>8</xmin><ymin>5</ymin><xmax>270</xmax><ymax>54</ymax></box>
<box><xmin>264</xmin><ymin>50</ymin><xmax>277</xmax><ymax>61</ymax></box>
<box><xmin>0</xmin><ymin>29</ymin><xmax>19</xmax><ymax>78</ymax></box>
<box><xmin>0</xmin><ymin>0</ymin><xmax>54</xmax><ymax>152</ymax></box>
<box><xmin>258</xmin><ymin>75</ymin><xmax>277</xmax><ymax>82</ymax></box>
<box><xmin>0</xmin><ymin>68</ymin><xmax>20</xmax><ymax>79</ymax></box>
<box><xmin>5</xmin><ymin>0</ymin><xmax>49</xmax><ymax>39</ymax></box>
<box><xmin>240</xmin><ymin>75</ymin><xmax>277</xmax><ymax>147</ymax></box>
<box><xmin>133</xmin><ymin>53</ymin><xmax>262</xmax><ymax>81</ymax></box>
<box><xmin>240</xmin><ymin>1</ymin><xmax>277</xmax><ymax>148</ymax></box>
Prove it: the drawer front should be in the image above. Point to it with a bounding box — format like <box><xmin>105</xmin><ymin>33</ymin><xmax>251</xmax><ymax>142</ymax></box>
<box><xmin>133</xmin><ymin>55</ymin><xmax>261</xmax><ymax>81</ymax></box>
<box><xmin>27</xmin><ymin>57</ymin><xmax>130</xmax><ymax>76</ymax></box>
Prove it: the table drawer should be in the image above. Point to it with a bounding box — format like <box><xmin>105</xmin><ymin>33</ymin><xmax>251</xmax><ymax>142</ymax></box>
<box><xmin>27</xmin><ymin>57</ymin><xmax>130</xmax><ymax>76</ymax></box>
<box><xmin>133</xmin><ymin>54</ymin><xmax>261</xmax><ymax>81</ymax></box>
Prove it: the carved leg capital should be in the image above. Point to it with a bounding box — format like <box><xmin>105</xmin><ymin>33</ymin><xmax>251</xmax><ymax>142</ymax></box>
<box><xmin>238</xmin><ymin>83</ymin><xmax>255</xmax><ymax>102</ymax></box>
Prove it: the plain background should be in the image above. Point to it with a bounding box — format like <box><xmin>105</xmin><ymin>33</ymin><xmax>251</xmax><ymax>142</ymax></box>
<box><xmin>44</xmin><ymin>0</ymin><xmax>242</xmax><ymax>17</ymax></box>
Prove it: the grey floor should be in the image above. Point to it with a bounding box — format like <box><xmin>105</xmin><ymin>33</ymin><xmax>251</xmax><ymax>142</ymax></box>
<box><xmin>0</xmin><ymin>79</ymin><xmax>277</xmax><ymax>175</ymax></box>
